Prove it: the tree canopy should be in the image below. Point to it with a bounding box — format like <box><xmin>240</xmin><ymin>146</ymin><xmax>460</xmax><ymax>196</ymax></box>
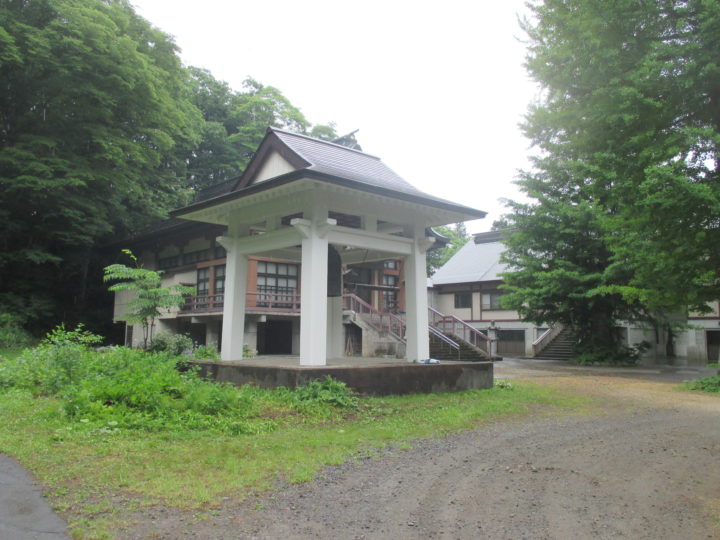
<box><xmin>501</xmin><ymin>0</ymin><xmax>720</xmax><ymax>359</ymax></box>
<box><xmin>0</xmin><ymin>0</ymin><xmax>336</xmax><ymax>330</ymax></box>
<box><xmin>184</xmin><ymin>69</ymin><xmax>337</xmax><ymax>190</ymax></box>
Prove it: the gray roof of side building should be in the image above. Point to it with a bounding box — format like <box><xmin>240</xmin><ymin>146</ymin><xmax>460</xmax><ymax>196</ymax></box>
<box><xmin>430</xmin><ymin>231</ymin><xmax>509</xmax><ymax>285</ymax></box>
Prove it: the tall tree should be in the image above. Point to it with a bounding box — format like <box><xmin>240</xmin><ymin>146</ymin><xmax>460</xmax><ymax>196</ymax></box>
<box><xmin>502</xmin><ymin>0</ymin><xmax>720</xmax><ymax>360</ymax></box>
<box><xmin>0</xmin><ymin>0</ymin><xmax>202</xmax><ymax>325</ymax></box>
<box><xmin>184</xmin><ymin>69</ymin><xmax>337</xmax><ymax>190</ymax></box>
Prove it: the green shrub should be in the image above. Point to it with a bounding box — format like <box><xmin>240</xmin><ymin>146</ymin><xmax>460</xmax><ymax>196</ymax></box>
<box><xmin>684</xmin><ymin>376</ymin><xmax>720</xmax><ymax>393</ymax></box>
<box><xmin>573</xmin><ymin>341</ymin><xmax>648</xmax><ymax>365</ymax></box>
<box><xmin>293</xmin><ymin>376</ymin><xmax>357</xmax><ymax>408</ymax></box>
<box><xmin>149</xmin><ymin>332</ymin><xmax>193</xmax><ymax>356</ymax></box>
<box><xmin>194</xmin><ymin>343</ymin><xmax>220</xmax><ymax>360</ymax></box>
<box><xmin>0</xmin><ymin>327</ymin><xmax>268</xmax><ymax>433</ymax></box>
<box><xmin>0</xmin><ymin>325</ymin><xmax>103</xmax><ymax>395</ymax></box>
<box><xmin>60</xmin><ymin>348</ymin><xmax>260</xmax><ymax>430</ymax></box>
<box><xmin>0</xmin><ymin>313</ymin><xmax>34</xmax><ymax>349</ymax></box>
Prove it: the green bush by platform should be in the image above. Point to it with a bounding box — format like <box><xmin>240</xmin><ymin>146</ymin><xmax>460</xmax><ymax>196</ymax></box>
<box><xmin>0</xmin><ymin>326</ymin><xmax>360</xmax><ymax>434</ymax></box>
<box><xmin>684</xmin><ymin>376</ymin><xmax>720</xmax><ymax>394</ymax></box>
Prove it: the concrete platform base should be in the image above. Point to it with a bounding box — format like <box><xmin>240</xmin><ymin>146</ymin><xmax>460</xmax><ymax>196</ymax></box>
<box><xmin>193</xmin><ymin>356</ymin><xmax>494</xmax><ymax>396</ymax></box>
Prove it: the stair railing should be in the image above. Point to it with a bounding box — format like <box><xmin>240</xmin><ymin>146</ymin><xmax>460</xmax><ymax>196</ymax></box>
<box><xmin>344</xmin><ymin>294</ymin><xmax>490</xmax><ymax>356</ymax></box>
<box><xmin>343</xmin><ymin>294</ymin><xmax>406</xmax><ymax>342</ymax></box>
<box><xmin>532</xmin><ymin>325</ymin><xmax>564</xmax><ymax>356</ymax></box>
<box><xmin>429</xmin><ymin>325</ymin><xmax>460</xmax><ymax>349</ymax></box>
<box><xmin>428</xmin><ymin>307</ymin><xmax>491</xmax><ymax>353</ymax></box>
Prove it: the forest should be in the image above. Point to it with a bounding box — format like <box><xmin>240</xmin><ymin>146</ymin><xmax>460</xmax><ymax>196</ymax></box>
<box><xmin>0</xmin><ymin>0</ymin><xmax>338</xmax><ymax>338</ymax></box>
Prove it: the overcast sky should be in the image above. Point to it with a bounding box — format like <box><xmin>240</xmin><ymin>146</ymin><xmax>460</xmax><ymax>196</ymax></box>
<box><xmin>131</xmin><ymin>0</ymin><xmax>539</xmax><ymax>233</ymax></box>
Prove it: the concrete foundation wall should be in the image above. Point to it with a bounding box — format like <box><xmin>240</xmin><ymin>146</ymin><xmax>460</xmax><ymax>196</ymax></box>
<box><xmin>195</xmin><ymin>361</ymin><xmax>493</xmax><ymax>396</ymax></box>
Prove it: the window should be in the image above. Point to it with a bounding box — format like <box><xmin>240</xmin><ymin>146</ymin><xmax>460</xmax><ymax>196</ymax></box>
<box><xmin>481</xmin><ymin>291</ymin><xmax>504</xmax><ymax>310</ymax></box>
<box><xmin>190</xmin><ymin>265</ymin><xmax>225</xmax><ymax>311</ymax></box>
<box><xmin>158</xmin><ymin>256</ymin><xmax>179</xmax><ymax>270</ymax></box>
<box><xmin>454</xmin><ymin>292</ymin><xmax>472</xmax><ymax>309</ymax></box>
<box><xmin>383</xmin><ymin>260</ymin><xmax>397</xmax><ymax>269</ymax></box>
<box><xmin>257</xmin><ymin>261</ymin><xmax>298</xmax><ymax>306</ymax></box>
<box><xmin>195</xmin><ymin>268</ymin><xmax>210</xmax><ymax>309</ymax></box>
<box><xmin>197</xmin><ymin>268</ymin><xmax>210</xmax><ymax>295</ymax></box>
<box><xmin>182</xmin><ymin>249</ymin><xmax>210</xmax><ymax>265</ymax></box>
<box><xmin>214</xmin><ymin>265</ymin><xmax>225</xmax><ymax>294</ymax></box>
<box><xmin>382</xmin><ymin>274</ymin><xmax>398</xmax><ymax>311</ymax></box>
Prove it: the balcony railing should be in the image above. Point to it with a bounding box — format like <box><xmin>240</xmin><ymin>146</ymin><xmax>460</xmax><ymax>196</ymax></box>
<box><xmin>181</xmin><ymin>294</ymin><xmax>224</xmax><ymax>313</ymax></box>
<box><xmin>180</xmin><ymin>291</ymin><xmax>301</xmax><ymax>314</ymax></box>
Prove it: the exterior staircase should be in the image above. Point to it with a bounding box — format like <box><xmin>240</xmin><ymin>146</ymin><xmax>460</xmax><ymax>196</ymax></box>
<box><xmin>343</xmin><ymin>294</ymin><xmax>492</xmax><ymax>361</ymax></box>
<box><xmin>532</xmin><ymin>326</ymin><xmax>576</xmax><ymax>360</ymax></box>
<box><xmin>429</xmin><ymin>330</ymin><xmax>487</xmax><ymax>361</ymax></box>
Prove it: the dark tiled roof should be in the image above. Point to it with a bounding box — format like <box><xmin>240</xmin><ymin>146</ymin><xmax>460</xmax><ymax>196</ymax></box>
<box><xmin>271</xmin><ymin>129</ymin><xmax>432</xmax><ymax>198</ymax></box>
<box><xmin>173</xmin><ymin>128</ymin><xmax>486</xmax><ymax>220</ymax></box>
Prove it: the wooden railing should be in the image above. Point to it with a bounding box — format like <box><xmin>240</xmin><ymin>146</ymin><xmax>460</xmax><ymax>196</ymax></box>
<box><xmin>342</xmin><ymin>293</ymin><xmax>406</xmax><ymax>342</ymax></box>
<box><xmin>181</xmin><ymin>291</ymin><xmax>301</xmax><ymax>314</ymax></box>
<box><xmin>532</xmin><ymin>325</ymin><xmax>564</xmax><ymax>356</ymax></box>
<box><xmin>428</xmin><ymin>307</ymin><xmax>490</xmax><ymax>353</ymax></box>
<box><xmin>181</xmin><ymin>294</ymin><xmax>224</xmax><ymax>313</ymax></box>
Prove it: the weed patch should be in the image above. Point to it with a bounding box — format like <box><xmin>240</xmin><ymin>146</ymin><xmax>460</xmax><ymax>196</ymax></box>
<box><xmin>683</xmin><ymin>376</ymin><xmax>720</xmax><ymax>394</ymax></box>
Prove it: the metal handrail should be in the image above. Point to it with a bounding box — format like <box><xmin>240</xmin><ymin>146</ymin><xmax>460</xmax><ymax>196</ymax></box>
<box><xmin>427</xmin><ymin>307</ymin><xmax>490</xmax><ymax>352</ymax></box>
<box><xmin>343</xmin><ymin>293</ymin><xmax>406</xmax><ymax>342</ymax></box>
<box><xmin>429</xmin><ymin>326</ymin><xmax>459</xmax><ymax>349</ymax></box>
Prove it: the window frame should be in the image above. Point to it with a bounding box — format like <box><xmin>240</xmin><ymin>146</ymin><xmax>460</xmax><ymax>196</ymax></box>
<box><xmin>454</xmin><ymin>292</ymin><xmax>472</xmax><ymax>309</ymax></box>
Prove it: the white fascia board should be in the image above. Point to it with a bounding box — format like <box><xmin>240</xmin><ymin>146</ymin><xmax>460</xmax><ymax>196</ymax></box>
<box><xmin>219</xmin><ymin>227</ymin><xmax>303</xmax><ymax>256</ymax></box>
<box><xmin>327</xmin><ymin>225</ymin><xmax>413</xmax><ymax>255</ymax></box>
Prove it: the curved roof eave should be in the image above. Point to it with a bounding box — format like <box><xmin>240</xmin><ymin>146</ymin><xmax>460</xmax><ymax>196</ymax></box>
<box><xmin>171</xmin><ymin>169</ymin><xmax>486</xmax><ymax>222</ymax></box>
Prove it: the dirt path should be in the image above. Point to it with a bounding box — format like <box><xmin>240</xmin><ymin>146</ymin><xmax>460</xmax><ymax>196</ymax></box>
<box><xmin>122</xmin><ymin>362</ymin><xmax>720</xmax><ymax>539</ymax></box>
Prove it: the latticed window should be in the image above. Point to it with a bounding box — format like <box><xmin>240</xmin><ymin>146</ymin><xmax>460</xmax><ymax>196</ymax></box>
<box><xmin>197</xmin><ymin>268</ymin><xmax>210</xmax><ymax>296</ymax></box>
<box><xmin>382</xmin><ymin>274</ymin><xmax>398</xmax><ymax>312</ymax></box>
<box><xmin>257</xmin><ymin>261</ymin><xmax>298</xmax><ymax>305</ymax></box>
<box><xmin>215</xmin><ymin>265</ymin><xmax>225</xmax><ymax>294</ymax></box>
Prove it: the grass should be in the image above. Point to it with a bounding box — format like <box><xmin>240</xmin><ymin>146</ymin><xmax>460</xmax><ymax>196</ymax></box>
<box><xmin>0</xmin><ymin>380</ymin><xmax>590</xmax><ymax>538</ymax></box>
<box><xmin>0</xmin><ymin>346</ymin><xmax>26</xmax><ymax>361</ymax></box>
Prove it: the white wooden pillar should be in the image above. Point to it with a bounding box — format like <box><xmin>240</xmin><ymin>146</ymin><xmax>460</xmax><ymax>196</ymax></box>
<box><xmin>404</xmin><ymin>226</ymin><xmax>433</xmax><ymax>362</ymax></box>
<box><xmin>327</xmin><ymin>296</ymin><xmax>344</xmax><ymax>360</ymax></box>
<box><xmin>219</xmin><ymin>227</ymin><xmax>249</xmax><ymax>361</ymax></box>
<box><xmin>299</xmin><ymin>225</ymin><xmax>329</xmax><ymax>365</ymax></box>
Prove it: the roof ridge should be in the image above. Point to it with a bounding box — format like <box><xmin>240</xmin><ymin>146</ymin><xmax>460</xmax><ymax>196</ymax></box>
<box><xmin>269</xmin><ymin>127</ymin><xmax>381</xmax><ymax>160</ymax></box>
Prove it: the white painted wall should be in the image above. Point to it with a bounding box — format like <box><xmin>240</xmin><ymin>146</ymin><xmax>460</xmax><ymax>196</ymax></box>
<box><xmin>253</xmin><ymin>152</ymin><xmax>296</xmax><ymax>183</ymax></box>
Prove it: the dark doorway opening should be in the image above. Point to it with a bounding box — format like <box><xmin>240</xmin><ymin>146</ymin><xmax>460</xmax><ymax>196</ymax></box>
<box><xmin>345</xmin><ymin>323</ymin><xmax>362</xmax><ymax>356</ymax></box>
<box><xmin>257</xmin><ymin>319</ymin><xmax>293</xmax><ymax>355</ymax></box>
<box><xmin>707</xmin><ymin>330</ymin><xmax>720</xmax><ymax>364</ymax></box>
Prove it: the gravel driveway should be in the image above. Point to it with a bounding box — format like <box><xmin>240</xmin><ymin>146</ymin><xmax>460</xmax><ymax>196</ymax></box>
<box><xmin>122</xmin><ymin>359</ymin><xmax>720</xmax><ymax>539</ymax></box>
